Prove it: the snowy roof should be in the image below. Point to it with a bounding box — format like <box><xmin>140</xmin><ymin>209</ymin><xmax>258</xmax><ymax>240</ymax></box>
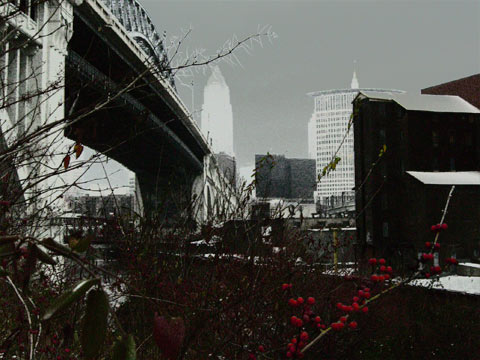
<box><xmin>356</xmin><ymin>91</ymin><xmax>480</xmax><ymax>114</ymax></box>
<box><xmin>407</xmin><ymin>171</ymin><xmax>480</xmax><ymax>185</ymax></box>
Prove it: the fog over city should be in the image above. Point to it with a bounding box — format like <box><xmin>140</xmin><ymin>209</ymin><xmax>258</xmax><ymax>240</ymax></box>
<box><xmin>82</xmin><ymin>0</ymin><xmax>479</xmax><ymax>190</ymax></box>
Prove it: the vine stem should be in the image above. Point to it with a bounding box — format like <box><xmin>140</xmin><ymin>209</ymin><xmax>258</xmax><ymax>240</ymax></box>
<box><xmin>302</xmin><ymin>185</ymin><xmax>455</xmax><ymax>354</ymax></box>
<box><xmin>6</xmin><ymin>276</ymin><xmax>33</xmax><ymax>360</ymax></box>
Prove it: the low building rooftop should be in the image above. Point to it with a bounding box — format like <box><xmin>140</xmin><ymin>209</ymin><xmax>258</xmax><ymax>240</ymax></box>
<box><xmin>407</xmin><ymin>171</ymin><xmax>480</xmax><ymax>185</ymax></box>
<box><xmin>356</xmin><ymin>91</ymin><xmax>480</xmax><ymax>114</ymax></box>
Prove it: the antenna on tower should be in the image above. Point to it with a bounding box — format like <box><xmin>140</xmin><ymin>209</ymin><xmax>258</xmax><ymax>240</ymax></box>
<box><xmin>351</xmin><ymin>60</ymin><xmax>359</xmax><ymax>89</ymax></box>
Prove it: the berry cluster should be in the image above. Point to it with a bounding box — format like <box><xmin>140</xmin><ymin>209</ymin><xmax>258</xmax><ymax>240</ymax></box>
<box><xmin>430</xmin><ymin>223</ymin><xmax>448</xmax><ymax>232</ymax></box>
<box><xmin>369</xmin><ymin>258</ymin><xmax>393</xmax><ymax>283</ymax></box>
<box><xmin>284</xmin><ymin>288</ymin><xmax>323</xmax><ymax>358</ymax></box>
<box><xmin>421</xmin><ymin>223</ymin><xmax>458</xmax><ymax>278</ymax></box>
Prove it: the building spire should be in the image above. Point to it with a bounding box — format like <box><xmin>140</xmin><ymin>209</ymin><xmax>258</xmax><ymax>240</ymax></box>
<box><xmin>351</xmin><ymin>60</ymin><xmax>359</xmax><ymax>89</ymax></box>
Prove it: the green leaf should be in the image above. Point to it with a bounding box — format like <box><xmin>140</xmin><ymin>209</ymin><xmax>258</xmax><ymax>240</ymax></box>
<box><xmin>42</xmin><ymin>278</ymin><xmax>100</xmax><ymax>321</ymax></box>
<box><xmin>81</xmin><ymin>289</ymin><xmax>109</xmax><ymax>358</ymax></box>
<box><xmin>112</xmin><ymin>334</ymin><xmax>136</xmax><ymax>360</ymax></box>
<box><xmin>42</xmin><ymin>238</ymin><xmax>72</xmax><ymax>255</ymax></box>
<box><xmin>69</xmin><ymin>235</ymin><xmax>93</xmax><ymax>253</ymax></box>
<box><xmin>33</xmin><ymin>244</ymin><xmax>57</xmax><ymax>266</ymax></box>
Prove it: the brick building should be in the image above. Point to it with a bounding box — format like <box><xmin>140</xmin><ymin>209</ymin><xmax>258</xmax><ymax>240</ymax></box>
<box><xmin>422</xmin><ymin>73</ymin><xmax>480</xmax><ymax>109</ymax></box>
<box><xmin>353</xmin><ymin>91</ymin><xmax>480</xmax><ymax>268</ymax></box>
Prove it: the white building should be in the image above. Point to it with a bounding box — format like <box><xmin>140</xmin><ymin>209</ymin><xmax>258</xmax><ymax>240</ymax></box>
<box><xmin>201</xmin><ymin>65</ymin><xmax>234</xmax><ymax>156</ymax></box>
<box><xmin>307</xmin><ymin>72</ymin><xmax>402</xmax><ymax>206</ymax></box>
<box><xmin>1</xmin><ymin>1</ymin><xmax>76</xmax><ymax>214</ymax></box>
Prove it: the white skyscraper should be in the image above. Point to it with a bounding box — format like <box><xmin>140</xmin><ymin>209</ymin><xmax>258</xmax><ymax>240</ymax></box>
<box><xmin>307</xmin><ymin>72</ymin><xmax>402</xmax><ymax>205</ymax></box>
<box><xmin>201</xmin><ymin>66</ymin><xmax>234</xmax><ymax>156</ymax></box>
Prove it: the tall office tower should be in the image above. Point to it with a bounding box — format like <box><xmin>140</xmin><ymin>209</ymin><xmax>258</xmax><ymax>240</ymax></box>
<box><xmin>201</xmin><ymin>65</ymin><xmax>234</xmax><ymax>156</ymax></box>
<box><xmin>307</xmin><ymin>72</ymin><xmax>402</xmax><ymax>206</ymax></box>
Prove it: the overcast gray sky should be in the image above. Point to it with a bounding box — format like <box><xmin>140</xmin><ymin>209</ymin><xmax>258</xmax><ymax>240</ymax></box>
<box><xmin>87</xmin><ymin>0</ymin><xmax>479</xmax><ymax>191</ymax></box>
<box><xmin>137</xmin><ymin>0</ymin><xmax>479</xmax><ymax>169</ymax></box>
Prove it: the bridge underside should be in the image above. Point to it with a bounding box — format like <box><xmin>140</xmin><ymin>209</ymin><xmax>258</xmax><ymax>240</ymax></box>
<box><xmin>64</xmin><ymin>5</ymin><xmax>207</xmax><ymax>219</ymax></box>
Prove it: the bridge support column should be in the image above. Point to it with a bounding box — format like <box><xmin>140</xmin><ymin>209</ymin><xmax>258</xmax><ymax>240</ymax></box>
<box><xmin>136</xmin><ymin>170</ymin><xmax>198</xmax><ymax>224</ymax></box>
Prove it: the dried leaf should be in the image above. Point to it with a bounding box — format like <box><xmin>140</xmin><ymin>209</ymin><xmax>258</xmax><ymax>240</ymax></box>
<box><xmin>42</xmin><ymin>278</ymin><xmax>100</xmax><ymax>321</ymax></box>
<box><xmin>81</xmin><ymin>289</ymin><xmax>109</xmax><ymax>358</ymax></box>
<box><xmin>0</xmin><ymin>235</ymin><xmax>19</xmax><ymax>245</ymax></box>
<box><xmin>153</xmin><ymin>313</ymin><xmax>185</xmax><ymax>359</ymax></box>
<box><xmin>74</xmin><ymin>143</ymin><xmax>84</xmax><ymax>159</ymax></box>
<box><xmin>63</xmin><ymin>155</ymin><xmax>71</xmax><ymax>170</ymax></box>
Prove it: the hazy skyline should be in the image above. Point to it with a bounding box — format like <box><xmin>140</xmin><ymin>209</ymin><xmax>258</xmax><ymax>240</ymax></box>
<box><xmin>138</xmin><ymin>0</ymin><xmax>479</xmax><ymax>169</ymax></box>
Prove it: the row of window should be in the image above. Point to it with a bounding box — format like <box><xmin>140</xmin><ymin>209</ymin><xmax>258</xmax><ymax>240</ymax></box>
<box><xmin>8</xmin><ymin>0</ymin><xmax>37</xmax><ymax>20</ymax></box>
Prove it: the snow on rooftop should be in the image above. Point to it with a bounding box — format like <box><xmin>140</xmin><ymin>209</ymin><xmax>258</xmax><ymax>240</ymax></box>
<box><xmin>357</xmin><ymin>91</ymin><xmax>480</xmax><ymax>114</ymax></box>
<box><xmin>460</xmin><ymin>262</ymin><xmax>480</xmax><ymax>269</ymax></box>
<box><xmin>407</xmin><ymin>171</ymin><xmax>480</xmax><ymax>185</ymax></box>
<box><xmin>410</xmin><ymin>275</ymin><xmax>480</xmax><ymax>296</ymax></box>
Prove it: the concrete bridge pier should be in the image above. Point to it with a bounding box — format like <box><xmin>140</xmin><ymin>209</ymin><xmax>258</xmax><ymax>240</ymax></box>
<box><xmin>136</xmin><ymin>168</ymin><xmax>200</xmax><ymax>224</ymax></box>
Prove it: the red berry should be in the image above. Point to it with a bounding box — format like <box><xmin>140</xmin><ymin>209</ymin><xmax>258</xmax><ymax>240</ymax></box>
<box><xmin>258</xmin><ymin>345</ymin><xmax>265</xmax><ymax>352</ymax></box>
<box><xmin>379</xmin><ymin>258</ymin><xmax>386</xmax><ymax>265</ymax></box>
<box><xmin>358</xmin><ymin>290</ymin><xmax>365</xmax><ymax>298</ymax></box>
<box><xmin>314</xmin><ymin>316</ymin><xmax>321</xmax><ymax>323</ymax></box>
<box><xmin>300</xmin><ymin>331</ymin><xmax>309</xmax><ymax>341</ymax></box>
<box><xmin>380</xmin><ymin>265</ymin><xmax>386</xmax><ymax>272</ymax></box>
<box><xmin>352</xmin><ymin>302</ymin><xmax>360</xmax><ymax>311</ymax></box>
<box><xmin>387</xmin><ymin>266</ymin><xmax>393</xmax><ymax>273</ymax></box>
<box><xmin>378</xmin><ymin>275</ymin><xmax>385</xmax><ymax>281</ymax></box>
<box><xmin>364</xmin><ymin>287</ymin><xmax>370</xmax><ymax>292</ymax></box>
<box><xmin>364</xmin><ymin>292</ymin><xmax>371</xmax><ymax>299</ymax></box>
<box><xmin>368</xmin><ymin>258</ymin><xmax>377</xmax><ymax>265</ymax></box>
<box><xmin>286</xmin><ymin>351</ymin><xmax>293</xmax><ymax>358</ymax></box>
<box><xmin>289</xmin><ymin>299</ymin><xmax>298</xmax><ymax>307</ymax></box>
<box><xmin>336</xmin><ymin>302</ymin><xmax>343</xmax><ymax>310</ymax></box>
<box><xmin>425</xmin><ymin>241</ymin><xmax>432</xmax><ymax>248</ymax></box>
<box><xmin>362</xmin><ymin>306</ymin><xmax>369</xmax><ymax>313</ymax></box>
<box><xmin>292</xmin><ymin>338</ymin><xmax>297</xmax><ymax>344</ymax></box>
<box><xmin>371</xmin><ymin>275</ymin><xmax>379</xmax><ymax>282</ymax></box>
<box><xmin>297</xmin><ymin>341</ymin><xmax>305</xmax><ymax>349</ymax></box>
<box><xmin>307</xmin><ymin>297</ymin><xmax>315</xmax><ymax>305</ymax></box>
<box><xmin>291</xmin><ymin>316</ymin><xmax>298</xmax><ymax>326</ymax></box>
<box><xmin>430</xmin><ymin>225</ymin><xmax>436</xmax><ymax>232</ymax></box>
<box><xmin>434</xmin><ymin>266</ymin><xmax>442</xmax><ymax>273</ymax></box>
<box><xmin>441</xmin><ymin>223</ymin><xmax>448</xmax><ymax>230</ymax></box>
<box><xmin>340</xmin><ymin>316</ymin><xmax>347</xmax><ymax>323</ymax></box>
<box><xmin>384</xmin><ymin>274</ymin><xmax>390</xmax><ymax>280</ymax></box>
<box><xmin>434</xmin><ymin>243</ymin><xmax>441</xmax><ymax>250</ymax></box>
<box><xmin>297</xmin><ymin>297</ymin><xmax>304</xmax><ymax>305</ymax></box>
<box><xmin>248</xmin><ymin>354</ymin><xmax>256</xmax><ymax>360</ymax></box>
<box><xmin>282</xmin><ymin>283</ymin><xmax>290</xmax><ymax>290</ymax></box>
<box><xmin>332</xmin><ymin>322</ymin><xmax>345</xmax><ymax>331</ymax></box>
<box><xmin>425</xmin><ymin>273</ymin><xmax>431</xmax><ymax>278</ymax></box>
<box><xmin>349</xmin><ymin>321</ymin><xmax>358</xmax><ymax>329</ymax></box>
<box><xmin>353</xmin><ymin>296</ymin><xmax>359</xmax><ymax>302</ymax></box>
